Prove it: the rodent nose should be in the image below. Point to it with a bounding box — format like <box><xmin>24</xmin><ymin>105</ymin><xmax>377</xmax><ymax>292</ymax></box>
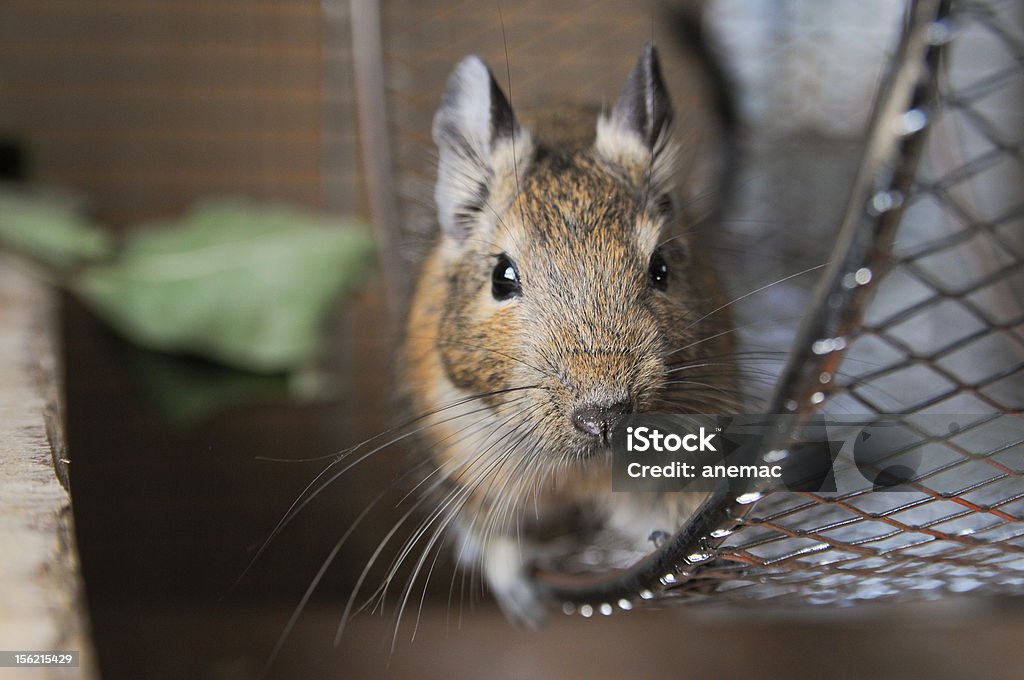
<box><xmin>572</xmin><ymin>401</ymin><xmax>632</xmax><ymax>442</ymax></box>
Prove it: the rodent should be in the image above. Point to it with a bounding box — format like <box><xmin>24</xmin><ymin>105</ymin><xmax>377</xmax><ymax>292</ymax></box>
<box><xmin>401</xmin><ymin>41</ymin><xmax>737</xmax><ymax>626</ymax></box>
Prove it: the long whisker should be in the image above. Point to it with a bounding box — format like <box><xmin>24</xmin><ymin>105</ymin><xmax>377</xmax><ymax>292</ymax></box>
<box><xmin>382</xmin><ymin>401</ymin><xmax>545</xmax><ymax>605</ymax></box>
<box><xmin>338</xmin><ymin>398</ymin><xmax>542</xmax><ymax>643</ymax></box>
<box><xmin>682</xmin><ymin>263</ymin><xmax>827</xmax><ymax>332</ymax></box>
<box><xmin>257</xmin><ymin>487</ymin><xmax>389</xmax><ymax>680</ymax></box>
<box><xmin>393</xmin><ymin>407</ymin><xmax>547</xmax><ymax>648</ymax></box>
<box><xmin>497</xmin><ymin>0</ymin><xmax>532</xmax><ymax>251</ymax></box>
<box><xmin>665</xmin><ymin>315</ymin><xmax>808</xmax><ymax>358</ymax></box>
<box><xmin>229</xmin><ymin>385</ymin><xmax>543</xmax><ymax>596</ymax></box>
<box><xmin>394</xmin><ymin>394</ymin><xmax>535</xmax><ymax>507</ymax></box>
<box><xmin>386</xmin><ymin>402</ymin><xmax>540</xmax><ymax>568</ymax></box>
<box><xmin>378</xmin><ymin>413</ymin><xmax>536</xmax><ymax>647</ymax></box>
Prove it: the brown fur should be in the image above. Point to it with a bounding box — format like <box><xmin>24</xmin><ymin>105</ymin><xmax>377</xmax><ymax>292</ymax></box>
<box><xmin>401</xmin><ymin>50</ymin><xmax>736</xmax><ymax>623</ymax></box>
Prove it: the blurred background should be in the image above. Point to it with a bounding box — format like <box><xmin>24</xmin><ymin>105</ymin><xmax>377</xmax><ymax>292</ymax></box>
<box><xmin>1</xmin><ymin>1</ymin><xmax>1022</xmax><ymax>679</ymax></box>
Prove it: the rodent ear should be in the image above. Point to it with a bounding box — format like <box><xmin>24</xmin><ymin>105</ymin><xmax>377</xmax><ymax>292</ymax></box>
<box><xmin>595</xmin><ymin>44</ymin><xmax>679</xmax><ymax>196</ymax></box>
<box><xmin>432</xmin><ymin>56</ymin><xmax>530</xmax><ymax>240</ymax></box>
<box><xmin>608</xmin><ymin>43</ymin><xmax>673</xmax><ymax>149</ymax></box>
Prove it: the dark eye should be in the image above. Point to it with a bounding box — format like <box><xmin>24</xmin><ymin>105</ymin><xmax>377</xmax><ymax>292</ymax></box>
<box><xmin>648</xmin><ymin>249</ymin><xmax>668</xmax><ymax>291</ymax></box>
<box><xmin>491</xmin><ymin>254</ymin><xmax>522</xmax><ymax>300</ymax></box>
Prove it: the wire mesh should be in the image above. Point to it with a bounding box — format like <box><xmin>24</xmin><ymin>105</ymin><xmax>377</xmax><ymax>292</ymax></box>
<box><xmin>667</xmin><ymin>0</ymin><xmax>1024</xmax><ymax>607</ymax></box>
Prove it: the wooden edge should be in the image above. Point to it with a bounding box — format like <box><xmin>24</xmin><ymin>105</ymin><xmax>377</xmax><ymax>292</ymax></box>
<box><xmin>0</xmin><ymin>257</ymin><xmax>98</xmax><ymax>679</ymax></box>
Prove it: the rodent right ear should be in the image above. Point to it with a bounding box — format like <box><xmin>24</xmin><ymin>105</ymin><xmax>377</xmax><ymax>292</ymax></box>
<box><xmin>432</xmin><ymin>56</ymin><xmax>530</xmax><ymax>240</ymax></box>
<box><xmin>608</xmin><ymin>43</ymin><xmax>673</xmax><ymax>150</ymax></box>
<box><xmin>594</xmin><ymin>44</ymin><xmax>680</xmax><ymax>202</ymax></box>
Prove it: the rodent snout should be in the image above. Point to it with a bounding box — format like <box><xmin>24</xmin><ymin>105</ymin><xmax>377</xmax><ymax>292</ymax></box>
<box><xmin>571</xmin><ymin>400</ymin><xmax>633</xmax><ymax>444</ymax></box>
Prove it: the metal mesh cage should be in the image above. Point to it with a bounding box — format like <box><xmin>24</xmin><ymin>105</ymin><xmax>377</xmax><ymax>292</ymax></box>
<box><xmin>680</xmin><ymin>0</ymin><xmax>1024</xmax><ymax>607</ymax></box>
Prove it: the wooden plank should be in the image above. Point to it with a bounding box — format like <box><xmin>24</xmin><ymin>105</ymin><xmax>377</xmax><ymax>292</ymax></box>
<box><xmin>0</xmin><ymin>259</ymin><xmax>97</xmax><ymax>679</ymax></box>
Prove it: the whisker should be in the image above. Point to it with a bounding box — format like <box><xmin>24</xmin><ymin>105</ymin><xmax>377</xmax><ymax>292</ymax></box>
<box><xmin>257</xmin><ymin>487</ymin><xmax>389</xmax><ymax>680</ymax></box>
<box><xmin>497</xmin><ymin>0</ymin><xmax>531</xmax><ymax>253</ymax></box>
<box><xmin>682</xmin><ymin>263</ymin><xmax>828</xmax><ymax>332</ymax></box>
<box><xmin>665</xmin><ymin>315</ymin><xmax>808</xmax><ymax>358</ymax></box>
<box><xmin>394</xmin><ymin>394</ymin><xmax>535</xmax><ymax>507</ymax></box>
<box><xmin>386</xmin><ymin>412</ymin><xmax>541</xmax><ymax>649</ymax></box>
<box><xmin>382</xmin><ymin>401</ymin><xmax>545</xmax><ymax>603</ymax></box>
<box><xmin>340</xmin><ymin>396</ymin><xmax>543</xmax><ymax>645</ymax></box>
<box><xmin>230</xmin><ymin>385</ymin><xmax>544</xmax><ymax>597</ymax></box>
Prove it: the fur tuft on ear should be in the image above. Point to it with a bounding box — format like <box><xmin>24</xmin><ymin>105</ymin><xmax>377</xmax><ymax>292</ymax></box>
<box><xmin>595</xmin><ymin>44</ymin><xmax>679</xmax><ymax>198</ymax></box>
<box><xmin>432</xmin><ymin>56</ymin><xmax>531</xmax><ymax>240</ymax></box>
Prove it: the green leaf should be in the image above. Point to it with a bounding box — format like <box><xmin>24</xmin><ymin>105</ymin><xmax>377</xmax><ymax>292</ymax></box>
<box><xmin>0</xmin><ymin>186</ymin><xmax>113</xmax><ymax>269</ymax></box>
<box><xmin>75</xmin><ymin>199</ymin><xmax>376</xmax><ymax>373</ymax></box>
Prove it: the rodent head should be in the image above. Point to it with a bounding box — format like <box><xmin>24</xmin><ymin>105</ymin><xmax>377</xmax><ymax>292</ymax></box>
<box><xmin>424</xmin><ymin>45</ymin><xmax>732</xmax><ymax>465</ymax></box>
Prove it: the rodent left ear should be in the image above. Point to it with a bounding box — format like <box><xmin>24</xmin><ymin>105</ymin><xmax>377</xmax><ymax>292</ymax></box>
<box><xmin>433</xmin><ymin>56</ymin><xmax>518</xmax><ymax>154</ymax></box>
<box><xmin>432</xmin><ymin>56</ymin><xmax>530</xmax><ymax>240</ymax></box>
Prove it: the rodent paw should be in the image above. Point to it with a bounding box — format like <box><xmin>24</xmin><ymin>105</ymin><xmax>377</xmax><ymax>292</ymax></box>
<box><xmin>484</xmin><ymin>538</ymin><xmax>548</xmax><ymax>629</ymax></box>
<box><xmin>493</xmin><ymin>576</ymin><xmax>547</xmax><ymax>630</ymax></box>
